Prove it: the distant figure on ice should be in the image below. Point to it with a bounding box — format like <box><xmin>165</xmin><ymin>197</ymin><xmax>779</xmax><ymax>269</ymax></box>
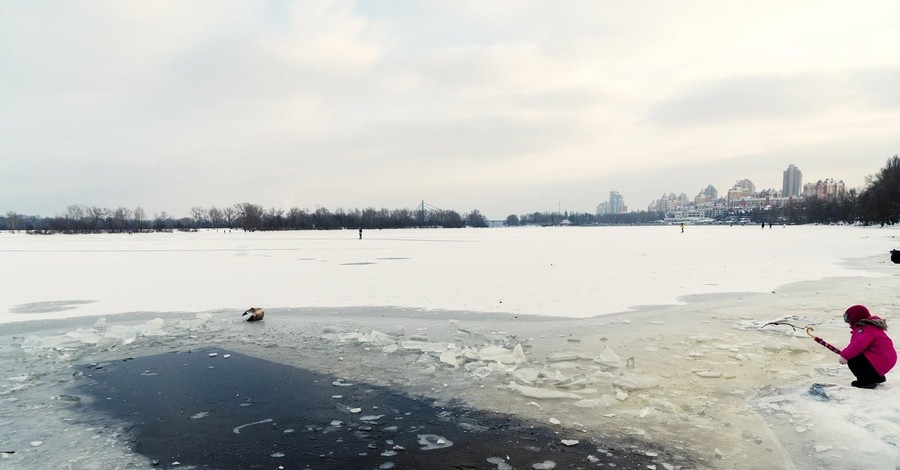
<box><xmin>680</xmin><ymin>223</ymin><xmax>684</xmax><ymax>233</ymax></box>
<box><xmin>359</xmin><ymin>228</ymin><xmax>363</xmax><ymax>240</ymax></box>
<box><xmin>242</xmin><ymin>307</ymin><xmax>265</xmax><ymax>322</ymax></box>
<box><xmin>839</xmin><ymin>305</ymin><xmax>896</xmax><ymax>388</ymax></box>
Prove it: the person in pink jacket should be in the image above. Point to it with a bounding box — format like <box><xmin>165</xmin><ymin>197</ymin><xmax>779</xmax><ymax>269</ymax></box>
<box><xmin>839</xmin><ymin>305</ymin><xmax>897</xmax><ymax>389</ymax></box>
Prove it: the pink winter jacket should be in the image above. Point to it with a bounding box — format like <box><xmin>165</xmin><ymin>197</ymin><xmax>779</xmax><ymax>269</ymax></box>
<box><xmin>840</xmin><ymin>316</ymin><xmax>898</xmax><ymax>376</ymax></box>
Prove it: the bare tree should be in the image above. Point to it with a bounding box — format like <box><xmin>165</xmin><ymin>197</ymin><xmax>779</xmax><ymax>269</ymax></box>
<box><xmin>222</xmin><ymin>206</ymin><xmax>235</xmax><ymax>229</ymax></box>
<box><xmin>112</xmin><ymin>207</ymin><xmax>131</xmax><ymax>232</ymax></box>
<box><xmin>266</xmin><ymin>207</ymin><xmax>284</xmax><ymax>229</ymax></box>
<box><xmin>87</xmin><ymin>206</ymin><xmax>107</xmax><ymax>232</ymax></box>
<box><xmin>67</xmin><ymin>205</ymin><xmax>85</xmax><ymax>232</ymax></box>
<box><xmin>208</xmin><ymin>206</ymin><xmax>223</xmax><ymax>230</ymax></box>
<box><xmin>190</xmin><ymin>206</ymin><xmax>207</xmax><ymax>229</ymax></box>
<box><xmin>6</xmin><ymin>211</ymin><xmax>17</xmax><ymax>232</ymax></box>
<box><xmin>286</xmin><ymin>207</ymin><xmax>309</xmax><ymax>230</ymax></box>
<box><xmin>154</xmin><ymin>211</ymin><xmax>170</xmax><ymax>231</ymax></box>
<box><xmin>235</xmin><ymin>203</ymin><xmax>264</xmax><ymax>231</ymax></box>
<box><xmin>133</xmin><ymin>206</ymin><xmax>145</xmax><ymax>232</ymax></box>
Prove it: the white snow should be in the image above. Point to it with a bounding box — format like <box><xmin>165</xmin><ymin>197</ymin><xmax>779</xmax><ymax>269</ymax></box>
<box><xmin>1</xmin><ymin>225</ymin><xmax>899</xmax><ymax>469</ymax></box>
<box><xmin>0</xmin><ymin>225</ymin><xmax>889</xmax><ymax>322</ymax></box>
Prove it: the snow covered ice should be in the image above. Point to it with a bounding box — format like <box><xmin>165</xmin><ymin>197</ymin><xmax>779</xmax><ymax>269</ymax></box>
<box><xmin>1</xmin><ymin>225</ymin><xmax>899</xmax><ymax>469</ymax></box>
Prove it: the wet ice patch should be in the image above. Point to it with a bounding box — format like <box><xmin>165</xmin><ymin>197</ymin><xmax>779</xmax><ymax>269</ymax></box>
<box><xmin>10</xmin><ymin>300</ymin><xmax>96</xmax><ymax>314</ymax></box>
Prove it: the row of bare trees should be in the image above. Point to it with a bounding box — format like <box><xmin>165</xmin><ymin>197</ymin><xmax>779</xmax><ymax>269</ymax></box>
<box><xmin>3</xmin><ymin>203</ymin><xmax>489</xmax><ymax>233</ymax></box>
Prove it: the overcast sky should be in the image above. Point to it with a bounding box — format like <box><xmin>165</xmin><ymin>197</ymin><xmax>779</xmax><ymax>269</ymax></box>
<box><xmin>3</xmin><ymin>1</ymin><xmax>899</xmax><ymax>220</ymax></box>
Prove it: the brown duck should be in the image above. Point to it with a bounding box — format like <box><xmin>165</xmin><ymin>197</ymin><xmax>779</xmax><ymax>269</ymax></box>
<box><xmin>242</xmin><ymin>307</ymin><xmax>265</xmax><ymax>322</ymax></box>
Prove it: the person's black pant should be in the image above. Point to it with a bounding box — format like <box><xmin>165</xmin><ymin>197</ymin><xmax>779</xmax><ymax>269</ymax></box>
<box><xmin>848</xmin><ymin>353</ymin><xmax>883</xmax><ymax>385</ymax></box>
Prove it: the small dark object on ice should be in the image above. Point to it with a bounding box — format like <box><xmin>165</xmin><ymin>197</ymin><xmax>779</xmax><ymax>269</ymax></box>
<box><xmin>891</xmin><ymin>249</ymin><xmax>900</xmax><ymax>264</ymax></box>
<box><xmin>808</xmin><ymin>383</ymin><xmax>838</xmax><ymax>401</ymax></box>
<box><xmin>242</xmin><ymin>307</ymin><xmax>265</xmax><ymax>322</ymax></box>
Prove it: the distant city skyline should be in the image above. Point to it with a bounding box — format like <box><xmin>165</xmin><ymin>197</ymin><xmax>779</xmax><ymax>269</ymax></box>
<box><xmin>598</xmin><ymin>162</ymin><xmax>858</xmax><ymax>216</ymax></box>
<box><xmin>2</xmin><ymin>3</ymin><xmax>899</xmax><ymax>220</ymax></box>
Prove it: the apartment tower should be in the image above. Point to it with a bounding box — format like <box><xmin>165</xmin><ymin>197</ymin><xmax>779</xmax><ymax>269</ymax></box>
<box><xmin>783</xmin><ymin>164</ymin><xmax>802</xmax><ymax>198</ymax></box>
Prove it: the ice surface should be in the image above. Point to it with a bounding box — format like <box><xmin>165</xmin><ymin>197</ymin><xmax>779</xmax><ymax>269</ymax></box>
<box><xmin>1</xmin><ymin>226</ymin><xmax>899</xmax><ymax>469</ymax></box>
<box><xmin>2</xmin><ymin>226</ymin><xmax>892</xmax><ymax>323</ymax></box>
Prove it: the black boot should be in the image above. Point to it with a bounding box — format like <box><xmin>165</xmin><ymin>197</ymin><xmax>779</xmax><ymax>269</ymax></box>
<box><xmin>851</xmin><ymin>380</ymin><xmax>877</xmax><ymax>389</ymax></box>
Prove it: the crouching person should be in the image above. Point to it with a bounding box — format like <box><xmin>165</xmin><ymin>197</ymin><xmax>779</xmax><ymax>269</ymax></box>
<box><xmin>839</xmin><ymin>305</ymin><xmax>897</xmax><ymax>389</ymax></box>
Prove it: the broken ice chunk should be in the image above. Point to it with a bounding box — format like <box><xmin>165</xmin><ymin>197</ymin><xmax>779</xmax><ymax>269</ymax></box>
<box><xmin>545</xmin><ymin>352</ymin><xmax>580</xmax><ymax>362</ymax></box>
<box><xmin>612</xmin><ymin>375</ymin><xmax>659</xmax><ymax>390</ymax></box>
<box><xmin>594</xmin><ymin>346</ymin><xmax>621</xmax><ymax>368</ymax></box>
<box><xmin>357</xmin><ymin>330</ymin><xmax>396</xmax><ymax>346</ymax></box>
<box><xmin>417</xmin><ymin>434</ymin><xmax>453</xmax><ymax>450</ymax></box>
<box><xmin>508</xmin><ymin>367</ymin><xmax>542</xmax><ymax>384</ymax></box>
<box><xmin>694</xmin><ymin>370</ymin><xmax>722</xmax><ymax>378</ymax></box>
<box><xmin>402</xmin><ymin>341</ymin><xmax>446</xmax><ymax>352</ymax></box>
<box><xmin>573</xmin><ymin>396</ymin><xmax>616</xmax><ymax>408</ymax></box>
<box><xmin>439</xmin><ymin>350</ymin><xmax>464</xmax><ymax>368</ymax></box>
<box><xmin>487</xmin><ymin>456</ymin><xmax>512</xmax><ymax>470</ymax></box>
<box><xmin>551</xmin><ymin>373</ymin><xmax>590</xmax><ymax>389</ymax></box>
<box><xmin>478</xmin><ymin>344</ymin><xmax>527</xmax><ymax>364</ymax></box>
<box><xmin>507</xmin><ymin>383</ymin><xmax>581</xmax><ymax>399</ymax></box>
<box><xmin>532</xmin><ymin>461</ymin><xmax>556</xmax><ymax>469</ymax></box>
<box><xmin>471</xmin><ymin>367</ymin><xmax>493</xmax><ymax>379</ymax></box>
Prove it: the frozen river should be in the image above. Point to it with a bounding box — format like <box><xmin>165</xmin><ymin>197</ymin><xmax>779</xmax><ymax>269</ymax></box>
<box><xmin>1</xmin><ymin>225</ymin><xmax>899</xmax><ymax>469</ymax></box>
<box><xmin>1</xmin><ymin>225</ymin><xmax>893</xmax><ymax>323</ymax></box>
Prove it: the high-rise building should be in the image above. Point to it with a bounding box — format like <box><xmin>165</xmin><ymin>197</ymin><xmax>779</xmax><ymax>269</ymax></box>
<box><xmin>783</xmin><ymin>164</ymin><xmax>802</xmax><ymax>198</ymax></box>
<box><xmin>804</xmin><ymin>179</ymin><xmax>846</xmax><ymax>200</ymax></box>
<box><xmin>735</xmin><ymin>179</ymin><xmax>756</xmax><ymax>196</ymax></box>
<box><xmin>609</xmin><ymin>191</ymin><xmax>625</xmax><ymax>214</ymax></box>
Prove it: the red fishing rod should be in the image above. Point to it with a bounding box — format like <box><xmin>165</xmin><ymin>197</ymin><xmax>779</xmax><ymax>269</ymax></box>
<box><xmin>762</xmin><ymin>321</ymin><xmax>842</xmax><ymax>355</ymax></box>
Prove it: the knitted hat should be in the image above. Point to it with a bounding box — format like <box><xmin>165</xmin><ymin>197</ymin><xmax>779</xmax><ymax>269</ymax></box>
<box><xmin>843</xmin><ymin>305</ymin><xmax>871</xmax><ymax>325</ymax></box>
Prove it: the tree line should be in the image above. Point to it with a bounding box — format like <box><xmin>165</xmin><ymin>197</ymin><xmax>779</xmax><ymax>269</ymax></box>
<box><xmin>4</xmin><ymin>155</ymin><xmax>899</xmax><ymax>233</ymax></box>
<box><xmin>2</xmin><ymin>204</ymin><xmax>490</xmax><ymax>233</ymax></box>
